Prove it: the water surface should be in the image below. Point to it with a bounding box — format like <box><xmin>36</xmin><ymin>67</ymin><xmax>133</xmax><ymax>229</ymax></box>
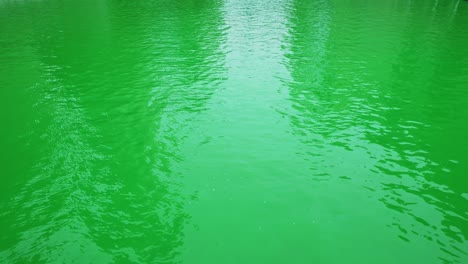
<box><xmin>1</xmin><ymin>0</ymin><xmax>468</xmax><ymax>263</ymax></box>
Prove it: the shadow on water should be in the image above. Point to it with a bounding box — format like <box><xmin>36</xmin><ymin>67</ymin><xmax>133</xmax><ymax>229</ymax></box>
<box><xmin>0</xmin><ymin>0</ymin><xmax>225</xmax><ymax>263</ymax></box>
<box><xmin>284</xmin><ymin>0</ymin><xmax>467</xmax><ymax>262</ymax></box>
<box><xmin>364</xmin><ymin>1</ymin><xmax>468</xmax><ymax>261</ymax></box>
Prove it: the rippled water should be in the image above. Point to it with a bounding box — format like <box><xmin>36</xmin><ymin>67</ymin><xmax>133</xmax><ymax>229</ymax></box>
<box><xmin>1</xmin><ymin>0</ymin><xmax>468</xmax><ymax>263</ymax></box>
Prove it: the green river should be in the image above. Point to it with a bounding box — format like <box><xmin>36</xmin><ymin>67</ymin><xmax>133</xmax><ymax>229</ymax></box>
<box><xmin>1</xmin><ymin>0</ymin><xmax>468</xmax><ymax>263</ymax></box>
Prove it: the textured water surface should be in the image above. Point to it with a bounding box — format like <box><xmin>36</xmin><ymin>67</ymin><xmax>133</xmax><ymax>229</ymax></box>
<box><xmin>1</xmin><ymin>0</ymin><xmax>468</xmax><ymax>263</ymax></box>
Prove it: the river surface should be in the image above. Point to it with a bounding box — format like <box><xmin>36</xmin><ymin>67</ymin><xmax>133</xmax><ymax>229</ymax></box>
<box><xmin>1</xmin><ymin>0</ymin><xmax>468</xmax><ymax>263</ymax></box>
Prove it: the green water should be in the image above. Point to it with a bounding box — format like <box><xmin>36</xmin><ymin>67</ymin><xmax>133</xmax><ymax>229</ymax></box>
<box><xmin>1</xmin><ymin>0</ymin><xmax>468</xmax><ymax>263</ymax></box>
